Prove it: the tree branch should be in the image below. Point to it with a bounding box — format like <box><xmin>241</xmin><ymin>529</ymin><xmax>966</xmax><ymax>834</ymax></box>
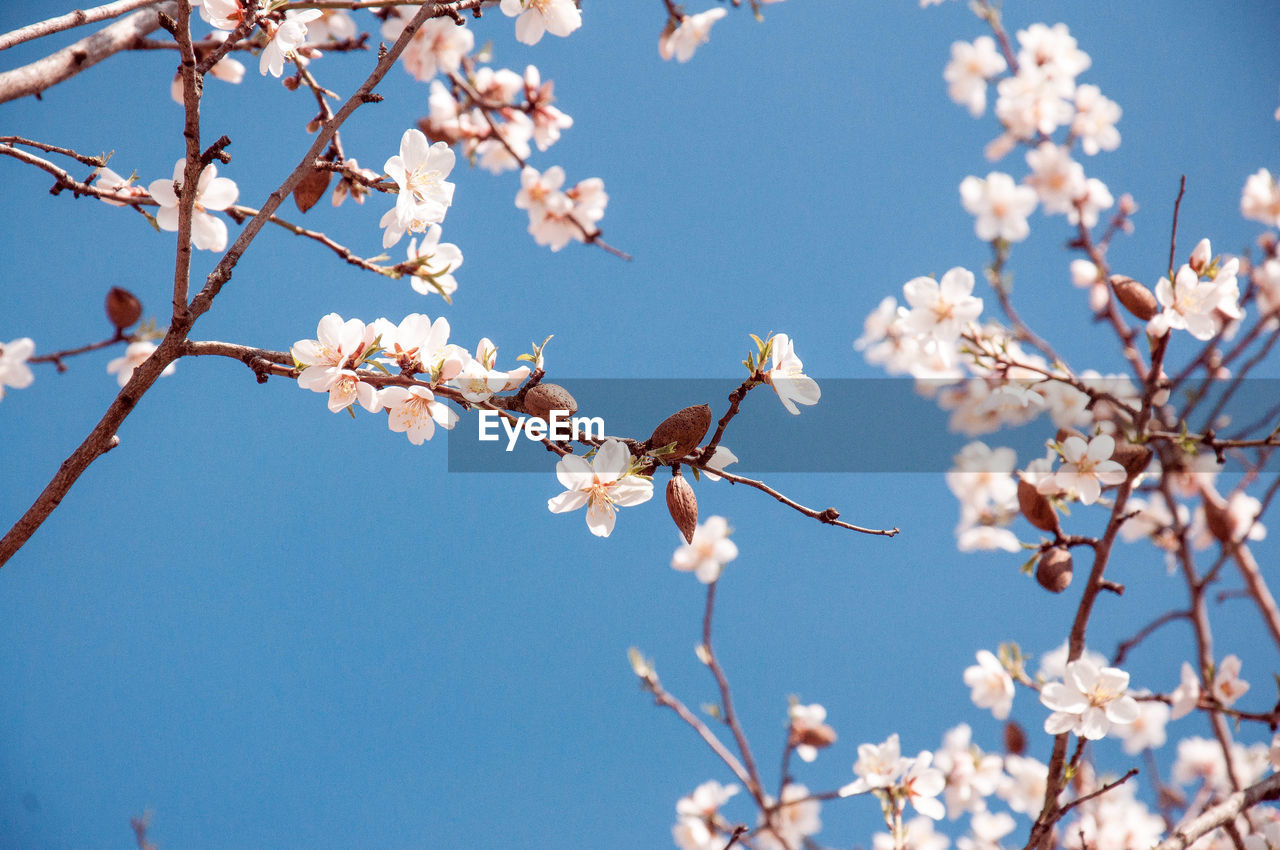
<box><xmin>0</xmin><ymin>0</ymin><xmax>163</xmax><ymax>52</ymax></box>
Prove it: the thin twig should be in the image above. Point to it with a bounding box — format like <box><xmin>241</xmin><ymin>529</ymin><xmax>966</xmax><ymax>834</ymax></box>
<box><xmin>702</xmin><ymin>581</ymin><xmax>766</xmax><ymax>806</ymax></box>
<box><xmin>700</xmin><ymin>468</ymin><xmax>899</xmax><ymax>536</ymax></box>
<box><xmin>0</xmin><ymin>136</ymin><xmax>109</xmax><ymax>167</ymax></box>
<box><xmin>0</xmin><ymin>0</ymin><xmax>162</xmax><ymax>52</ymax></box>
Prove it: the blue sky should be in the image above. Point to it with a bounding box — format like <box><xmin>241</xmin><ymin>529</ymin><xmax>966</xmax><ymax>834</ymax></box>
<box><xmin>1</xmin><ymin>1</ymin><xmax>1279</xmax><ymax>847</ymax></box>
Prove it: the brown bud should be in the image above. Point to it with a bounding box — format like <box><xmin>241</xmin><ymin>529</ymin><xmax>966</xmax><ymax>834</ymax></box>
<box><xmin>104</xmin><ymin>287</ymin><xmax>142</xmax><ymax>331</ymax></box>
<box><xmin>789</xmin><ymin>722</ymin><xmax>838</xmax><ymax>751</ymax></box>
<box><xmin>293</xmin><ymin>167</ymin><xmax>332</xmax><ymax>213</ymax></box>
<box><xmin>1003</xmin><ymin>721</ymin><xmax>1027</xmax><ymax>756</ymax></box>
<box><xmin>1018</xmin><ymin>479</ymin><xmax>1059</xmax><ymax>533</ymax></box>
<box><xmin>666</xmin><ymin>474</ymin><xmax>698</xmax><ymax>544</ymax></box>
<box><xmin>523</xmin><ymin>383</ymin><xmax>578</xmax><ymax>422</ymax></box>
<box><xmin>1199</xmin><ymin>485</ymin><xmax>1234</xmax><ymax>544</ymax></box>
<box><xmin>1111</xmin><ymin>441</ymin><xmax>1152</xmax><ymax>478</ymax></box>
<box><xmin>282</xmin><ymin>74</ymin><xmax>301</xmax><ymax>91</ymax></box>
<box><xmin>1035</xmin><ymin>547</ymin><xmax>1073</xmax><ymax>593</ymax></box>
<box><xmin>649</xmin><ymin>404</ymin><xmax>712</xmax><ymax>463</ymax></box>
<box><xmin>1109</xmin><ymin>275</ymin><xmax>1159</xmax><ymax>321</ymax></box>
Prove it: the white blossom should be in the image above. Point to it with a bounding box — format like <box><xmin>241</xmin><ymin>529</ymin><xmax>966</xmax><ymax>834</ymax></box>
<box><xmin>547</xmin><ymin>439</ymin><xmax>653</xmax><ymax>537</ymax></box>
<box><xmin>671</xmin><ymin>516</ymin><xmax>738</xmax><ymax>583</ymax></box>
<box><xmin>659</xmin><ymin>8</ymin><xmax>727</xmax><ymax>63</ymax></box>
<box><xmin>147</xmin><ymin>159</ymin><xmax>238</xmax><ymax>252</ymax></box>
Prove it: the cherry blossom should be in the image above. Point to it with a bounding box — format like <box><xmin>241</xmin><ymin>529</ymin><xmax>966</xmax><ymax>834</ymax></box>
<box><xmin>405</xmin><ymin>225</ymin><xmax>462</xmax><ymax>301</ymax></box>
<box><xmin>1149</xmin><ymin>263</ymin><xmax>1234</xmax><ymax>340</ymax></box>
<box><xmin>963</xmin><ymin>650</ymin><xmax>1014</xmax><ymax>720</ymax></box>
<box><xmin>381</xmin><ymin>130</ymin><xmax>457</xmax><ymax>249</ymax></box>
<box><xmin>378</xmin><ymin>385</ymin><xmax>457</xmax><ymax>445</ymax></box>
<box><xmin>91</xmin><ymin>166</ymin><xmax>146</xmax><ymax>207</ymax></box>
<box><xmin>659</xmin><ymin>8</ymin><xmax>727</xmax><ymax>63</ymax></box>
<box><xmin>1117</xmin><ymin>693</ymin><xmax>1170</xmax><ymax>755</ymax></box>
<box><xmin>106</xmin><ymin>341</ymin><xmax>176</xmax><ymax>388</ymax></box>
<box><xmin>524</xmin><ymin>65</ymin><xmax>574</xmax><ymax>151</ymax></box>
<box><xmin>754</xmin><ymin>783</ymin><xmax>821</xmax><ymax>850</ymax></box>
<box><xmin>958</xmin><ymin>811</ymin><xmax>1016</xmax><ymax>850</ymax></box>
<box><xmin>997</xmin><ymin>755</ymin><xmax>1048</xmax><ymax>814</ymax></box>
<box><xmin>1211</xmin><ymin>654</ymin><xmax>1250</xmax><ymax>706</ymax></box>
<box><xmin>960</xmin><ymin>172</ymin><xmax>1038</xmax><ymax>243</ymax></box>
<box><xmin>147</xmin><ymin>159</ymin><xmax>239</xmax><ymax>252</ymax></box>
<box><xmin>0</xmin><ymin>337</ymin><xmax>35</xmax><ymax>401</ymax></box>
<box><xmin>672</xmin><ymin>780</ymin><xmax>738</xmax><ymax>850</ymax></box>
<box><xmin>1066</xmin><ymin>176</ymin><xmax>1113</xmax><ymax>228</ymax></box>
<box><xmin>872</xmin><ymin>817</ymin><xmax>949</xmax><ymax>850</ymax></box>
<box><xmin>841</xmin><ymin>733</ymin><xmax>905</xmax><ymax>796</ymax></box>
<box><xmin>932</xmin><ymin>724</ymin><xmax>1003</xmax><ymax>819</ymax></box>
<box><xmin>500</xmin><ymin>0</ymin><xmax>582</xmax><ymax>46</ymax></box>
<box><xmin>671</xmin><ymin>516</ymin><xmax>738</xmax><ymax>583</ymax></box>
<box><xmin>1242</xmin><ymin>168</ymin><xmax>1280</xmax><ymax>228</ymax></box>
<box><xmin>1024</xmin><ymin>143</ymin><xmax>1085</xmax><ymax>215</ymax></box>
<box><xmin>945</xmin><ymin>36</ymin><xmax>1007</xmax><ymax>117</ymax></box>
<box><xmin>260</xmin><ymin>10</ymin><xmax>322</xmax><ymax>78</ymax></box>
<box><xmin>902</xmin><ymin>267</ymin><xmax>984</xmax><ymax>344</ymax></box>
<box><xmin>547</xmin><ymin>439</ymin><xmax>654</xmax><ymax>537</ymax></box>
<box><xmin>1040</xmin><ymin>658</ymin><xmax>1140</xmax><ymax>740</ymax></box>
<box><xmin>763</xmin><ymin>333</ymin><xmax>820</xmax><ymax>415</ymax></box>
<box><xmin>1052</xmin><ymin>434</ymin><xmax>1126</xmax><ymax>506</ymax></box>
<box><xmin>382</xmin><ymin>12</ymin><xmax>473</xmax><ymax>82</ymax></box>
<box><xmin>787</xmin><ymin>702</ymin><xmax>836</xmax><ymax>763</ymax></box>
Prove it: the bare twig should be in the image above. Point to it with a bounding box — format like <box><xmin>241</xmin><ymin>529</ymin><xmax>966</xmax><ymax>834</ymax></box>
<box><xmin>0</xmin><ymin>0</ymin><xmax>162</xmax><ymax>52</ymax></box>
<box><xmin>1153</xmin><ymin>773</ymin><xmax>1280</xmax><ymax>850</ymax></box>
<box><xmin>702</xmin><ymin>581</ymin><xmax>766</xmax><ymax>806</ymax></box>
<box><xmin>29</xmin><ymin>333</ymin><xmax>129</xmax><ymax>372</ymax></box>
<box><xmin>0</xmin><ymin>136</ymin><xmax>109</xmax><ymax>167</ymax></box>
<box><xmin>703</xmin><ymin>467</ymin><xmax>899</xmax><ymax>536</ymax></box>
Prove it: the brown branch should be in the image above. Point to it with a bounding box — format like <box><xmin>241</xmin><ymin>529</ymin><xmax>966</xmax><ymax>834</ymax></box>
<box><xmin>1230</xmin><ymin>542</ymin><xmax>1280</xmax><ymax>651</ymax></box>
<box><xmin>0</xmin><ymin>136</ymin><xmax>109</xmax><ymax>167</ymax></box>
<box><xmin>1153</xmin><ymin>773</ymin><xmax>1280</xmax><ymax>850</ymax></box>
<box><xmin>1112</xmin><ymin>609</ymin><xmax>1191</xmax><ymax>667</ymax></box>
<box><xmin>1167</xmin><ymin>176</ymin><xmax>1187</xmax><ymax>277</ymax></box>
<box><xmin>0</xmin><ymin>0</ymin><xmax>162</xmax><ymax>51</ymax></box>
<box><xmin>0</xmin><ymin>2</ymin><xmax>177</xmax><ymax>104</ymax></box>
<box><xmin>168</xmin><ymin>0</ymin><xmax>202</xmax><ymax>321</ymax></box>
<box><xmin>224</xmin><ymin>203</ymin><xmax>393</xmax><ymax>275</ymax></box>
<box><xmin>1057</xmin><ymin>769</ymin><xmax>1140</xmax><ymax>819</ymax></box>
<box><xmin>29</xmin><ymin>333</ymin><xmax>128</xmax><ymax>372</ymax></box>
<box><xmin>702</xmin><ymin>581</ymin><xmax>766</xmax><ymax>807</ymax></box>
<box><xmin>0</xmin><ymin>141</ymin><xmax>147</xmax><ymax>205</ymax></box>
<box><xmin>636</xmin><ymin>668</ymin><xmax>756</xmax><ymax>793</ymax></box>
<box><xmin>699</xmin><ymin>467</ymin><xmax>899</xmax><ymax>536</ymax></box>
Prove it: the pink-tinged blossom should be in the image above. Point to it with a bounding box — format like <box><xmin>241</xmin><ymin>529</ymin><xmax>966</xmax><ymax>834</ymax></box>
<box><xmin>381</xmin><ymin>13</ymin><xmax>473</xmax><ymax>81</ymax></box>
<box><xmin>381</xmin><ymin>130</ymin><xmax>456</xmax><ymax>249</ymax></box>
<box><xmin>901</xmin><ymin>753</ymin><xmax>947</xmax><ymax>821</ymax></box>
<box><xmin>1169</xmin><ymin>661</ymin><xmax>1201</xmax><ymax>719</ymax></box>
<box><xmin>405</xmin><ymin>225</ymin><xmax>462</xmax><ymax>301</ymax></box>
<box><xmin>1016</xmin><ymin>23</ymin><xmax>1090</xmax><ymax>83</ymax></box>
<box><xmin>453</xmin><ymin>340</ymin><xmax>508</xmax><ymax>404</ymax></box>
<box><xmin>1148</xmin><ymin>263</ymin><xmax>1234</xmax><ymax>341</ymax></box>
<box><xmin>378</xmin><ymin>385</ymin><xmax>456</xmax><ymax>445</ymax></box>
<box><xmin>292</xmin><ymin>314</ymin><xmax>382</xmax><ymax>413</ymax></box>
<box><xmin>1053</xmin><ymin>434</ymin><xmax>1126</xmax><ymax>505</ymax></box>
<box><xmin>260</xmin><ymin>10</ymin><xmax>321</xmax><ymax>77</ymax></box>
<box><xmin>307</xmin><ymin>9</ymin><xmax>356</xmax><ymax>44</ymax></box>
<box><xmin>659</xmin><ymin>8</ymin><xmax>727</xmax><ymax>63</ymax></box>
<box><xmin>147</xmin><ymin>159</ymin><xmax>238</xmax><ymax>252</ymax></box>
<box><xmin>500</xmin><ymin>0</ymin><xmax>581</xmax><ymax>46</ymax></box>
<box><xmin>958</xmin><ymin>811</ymin><xmax>1016</xmax><ymax>850</ymax></box>
<box><xmin>515</xmin><ymin>166</ymin><xmax>577</xmax><ymax>251</ymax></box>
<box><xmin>1040</xmin><ymin>658</ymin><xmax>1140</xmax><ymax>740</ymax></box>
<box><xmin>547</xmin><ymin>439</ymin><xmax>653</xmax><ymax>537</ymax></box>
<box><xmin>997</xmin><ymin>755</ymin><xmax>1048</xmax><ymax>814</ymax></box>
<box><xmin>963</xmin><ymin>650</ymin><xmax>1014</xmax><ymax>720</ymax></box>
<box><xmin>902</xmin><ymin>267</ymin><xmax>984</xmax><ymax>344</ymax></box>
<box><xmin>1066</xmin><ymin>176</ymin><xmax>1113</xmax><ymax>229</ymax></box>
<box><xmin>1117</xmin><ymin>693</ymin><xmax>1169</xmax><ymax>755</ymax></box>
<box><xmin>944</xmin><ymin>36</ymin><xmax>1007</xmax><ymax>117</ymax></box>
<box><xmin>1211</xmin><ymin>654</ymin><xmax>1249</xmax><ymax>706</ymax></box>
<box><xmin>1072</xmin><ymin>84</ymin><xmax>1121</xmax><ymax>155</ymax></box>
<box><xmin>524</xmin><ymin>66</ymin><xmax>574</xmax><ymax>151</ymax></box>
<box><xmin>1038</xmin><ymin>641</ymin><xmax>1107</xmax><ymax>682</ymax></box>
<box><xmin>0</xmin><ymin>337</ymin><xmax>36</xmax><ymax>401</ymax></box>
<box><xmin>1025</xmin><ymin>143</ymin><xmax>1085</xmax><ymax>215</ymax></box>
<box><xmin>106</xmin><ymin>341</ymin><xmax>176</xmax><ymax>388</ymax></box>
<box><xmin>933</xmin><ymin>724</ymin><xmax>1003</xmax><ymax>819</ymax></box>
<box><xmin>476</xmin><ymin>111</ymin><xmax>534</xmax><ymax>175</ymax></box>
<box><xmin>764</xmin><ymin>333</ymin><xmax>820</xmax><ymax>415</ymax></box>
<box><xmin>960</xmin><ymin>172</ymin><xmax>1037</xmax><ymax>242</ymax></box>
<box><xmin>1061</xmin><ymin>782</ymin><xmax>1164</xmax><ymax>850</ymax></box>
<box><xmin>872</xmin><ymin>817</ymin><xmax>949</xmax><ymax>850</ymax></box>
<box><xmin>1242</xmin><ymin>168</ymin><xmax>1280</xmax><ymax>228</ymax></box>
<box><xmin>995</xmin><ymin>66</ymin><xmax>1074</xmax><ymax>141</ymax></box>
<box><xmin>788</xmin><ymin>703</ymin><xmax>836</xmax><ymax>763</ymax></box>
<box><xmin>200</xmin><ymin>0</ymin><xmax>248</xmax><ymax>31</ymax></box>
<box><xmin>672</xmin><ymin>780</ymin><xmax>739</xmax><ymax>850</ymax></box>
<box><xmin>754</xmin><ymin>784</ymin><xmax>821</xmax><ymax>850</ymax></box>
<box><xmin>371</xmin><ymin>313</ymin><xmax>464</xmax><ymax>381</ymax></box>
<box><xmin>841</xmin><ymin>733</ymin><xmax>905</xmax><ymax>796</ymax></box>
<box><xmin>92</xmin><ymin>166</ymin><xmax>147</xmax><ymax>207</ymax></box>
<box><xmin>671</xmin><ymin>516</ymin><xmax>738</xmax><ymax>583</ymax></box>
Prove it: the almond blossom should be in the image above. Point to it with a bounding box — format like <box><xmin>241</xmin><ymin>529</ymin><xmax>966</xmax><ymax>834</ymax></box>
<box><xmin>0</xmin><ymin>337</ymin><xmax>36</xmax><ymax>401</ymax></box>
<box><xmin>841</xmin><ymin>733</ymin><xmax>905</xmax><ymax>796</ymax></box>
<box><xmin>292</xmin><ymin>313</ymin><xmax>381</xmax><ymax>411</ymax></box>
<box><xmin>378</xmin><ymin>385</ymin><xmax>456</xmax><ymax>445</ymax></box>
<box><xmin>671</xmin><ymin>516</ymin><xmax>738</xmax><ymax>583</ymax></box>
<box><xmin>1242</xmin><ymin>168</ymin><xmax>1280</xmax><ymax>228</ymax></box>
<box><xmin>763</xmin><ymin>333</ymin><xmax>820</xmax><ymax>415</ymax></box>
<box><xmin>453</xmin><ymin>340</ymin><xmax>509</xmax><ymax>404</ymax></box>
<box><xmin>1116</xmin><ymin>694</ymin><xmax>1169</xmax><ymax>755</ymax></box>
<box><xmin>1040</xmin><ymin>658</ymin><xmax>1140</xmax><ymax>740</ymax></box>
<box><xmin>872</xmin><ymin>817</ymin><xmax>949</xmax><ymax>850</ymax></box>
<box><xmin>371</xmin><ymin>313</ymin><xmax>464</xmax><ymax>381</ymax></box>
<box><xmin>405</xmin><ymin>224</ymin><xmax>462</xmax><ymax>301</ymax></box>
<box><xmin>147</xmin><ymin>159</ymin><xmax>239</xmax><ymax>252</ymax></box>
<box><xmin>1066</xmin><ymin>176</ymin><xmax>1113</xmax><ymax>228</ymax></box>
<box><xmin>787</xmin><ymin>702</ymin><xmax>837</xmax><ymax>763</ymax></box>
<box><xmin>902</xmin><ymin>267</ymin><xmax>984</xmax><ymax>345</ymax></box>
<box><xmin>1148</xmin><ymin>263</ymin><xmax>1236</xmax><ymax>341</ymax></box>
<box><xmin>1052</xmin><ymin>434</ymin><xmax>1126</xmax><ymax>505</ymax></box>
<box><xmin>1024</xmin><ymin>143</ymin><xmax>1085</xmax><ymax>215</ymax></box>
<box><xmin>515</xmin><ymin>166</ymin><xmax>577</xmax><ymax>251</ymax></box>
<box><xmin>932</xmin><ymin>724</ymin><xmax>1003</xmax><ymax>818</ymax></box>
<box><xmin>200</xmin><ymin>0</ymin><xmax>249</xmax><ymax>31</ymax></box>
<box><xmin>381</xmin><ymin>130</ymin><xmax>457</xmax><ymax>249</ymax></box>
<box><xmin>963</xmin><ymin>650</ymin><xmax>1014</xmax><ymax>720</ymax></box>
<box><xmin>660</xmin><ymin>8</ymin><xmax>728</xmax><ymax>63</ymax></box>
<box><xmin>500</xmin><ymin>0</ymin><xmax>581</xmax><ymax>46</ymax></box>
<box><xmin>1169</xmin><ymin>661</ymin><xmax>1201</xmax><ymax>719</ymax></box>
<box><xmin>1071</xmin><ymin>84</ymin><xmax>1122</xmax><ymax>155</ymax></box>
<box><xmin>547</xmin><ymin>439</ymin><xmax>653</xmax><ymax>537</ymax></box>
<box><xmin>672</xmin><ymin>780</ymin><xmax>739</xmax><ymax>850</ymax></box>
<box><xmin>106</xmin><ymin>341</ymin><xmax>176</xmax><ymax>388</ymax></box>
<box><xmin>1211</xmin><ymin>654</ymin><xmax>1250</xmax><ymax>706</ymax></box>
<box><xmin>960</xmin><ymin>172</ymin><xmax>1037</xmax><ymax>243</ymax></box>
<box><xmin>1016</xmin><ymin>23</ymin><xmax>1090</xmax><ymax>83</ymax></box>
<box><xmin>91</xmin><ymin>166</ymin><xmax>147</xmax><ymax>206</ymax></box>
<box><xmin>381</xmin><ymin>12</ymin><xmax>473</xmax><ymax>81</ymax></box>
<box><xmin>754</xmin><ymin>783</ymin><xmax>822</xmax><ymax>850</ymax></box>
<box><xmin>944</xmin><ymin>36</ymin><xmax>1007</xmax><ymax>117</ymax></box>
<box><xmin>260</xmin><ymin>10</ymin><xmax>322</xmax><ymax>78</ymax></box>
<box><xmin>524</xmin><ymin>65</ymin><xmax>574</xmax><ymax>151</ymax></box>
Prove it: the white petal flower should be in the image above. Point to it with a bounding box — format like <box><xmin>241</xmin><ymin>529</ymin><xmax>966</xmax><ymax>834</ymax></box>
<box><xmin>841</xmin><ymin>733</ymin><xmax>905</xmax><ymax>796</ymax></box>
<box><xmin>960</xmin><ymin>172</ymin><xmax>1038</xmax><ymax>243</ymax></box>
<box><xmin>260</xmin><ymin>10</ymin><xmax>322</xmax><ymax>78</ymax></box>
<box><xmin>0</xmin><ymin>337</ymin><xmax>37</xmax><ymax>401</ymax></box>
<box><xmin>405</xmin><ymin>224</ymin><xmax>462</xmax><ymax>300</ymax></box>
<box><xmin>671</xmin><ymin>516</ymin><xmax>738</xmax><ymax>583</ymax></box>
<box><xmin>944</xmin><ymin>36</ymin><xmax>1007</xmax><ymax>117</ymax></box>
<box><xmin>548</xmin><ymin>439</ymin><xmax>653</xmax><ymax>537</ymax></box>
<box><xmin>147</xmin><ymin>159</ymin><xmax>238</xmax><ymax>252</ymax></box>
<box><xmin>382</xmin><ymin>130</ymin><xmax>457</xmax><ymax>248</ymax></box>
<box><xmin>963</xmin><ymin>650</ymin><xmax>1014</xmax><ymax>720</ymax></box>
<box><xmin>1053</xmin><ymin>434</ymin><xmax>1126</xmax><ymax>505</ymax></box>
<box><xmin>1211</xmin><ymin>654</ymin><xmax>1249</xmax><ymax>706</ymax></box>
<box><xmin>1040</xmin><ymin>658</ymin><xmax>1140</xmax><ymax>740</ymax></box>
<box><xmin>1242</xmin><ymin>168</ymin><xmax>1280</xmax><ymax>228</ymax></box>
<box><xmin>902</xmin><ymin>267</ymin><xmax>984</xmax><ymax>344</ymax></box>
<box><xmin>500</xmin><ymin>0</ymin><xmax>581</xmax><ymax>45</ymax></box>
<box><xmin>764</xmin><ymin>333</ymin><xmax>820</xmax><ymax>415</ymax></box>
<box><xmin>659</xmin><ymin>8</ymin><xmax>727</xmax><ymax>63</ymax></box>
<box><xmin>106</xmin><ymin>341</ymin><xmax>176</xmax><ymax>388</ymax></box>
<box><xmin>378</xmin><ymin>384</ymin><xmax>456</xmax><ymax>444</ymax></box>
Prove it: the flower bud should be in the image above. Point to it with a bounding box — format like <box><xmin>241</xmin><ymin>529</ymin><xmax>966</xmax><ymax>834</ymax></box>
<box><xmin>1003</xmin><ymin>721</ymin><xmax>1027</xmax><ymax>756</ymax></box>
<box><xmin>1018</xmin><ymin>479</ymin><xmax>1059</xmax><ymax>533</ymax></box>
<box><xmin>523</xmin><ymin>383</ymin><xmax>577</xmax><ymax>422</ymax></box>
<box><xmin>789</xmin><ymin>721</ymin><xmax>838</xmax><ymax>751</ymax></box>
<box><xmin>104</xmin><ymin>287</ymin><xmax>142</xmax><ymax>331</ymax></box>
<box><xmin>1189</xmin><ymin>238</ymin><xmax>1212</xmax><ymax>274</ymax></box>
<box><xmin>1035</xmin><ymin>547</ymin><xmax>1073</xmax><ymax>593</ymax></box>
<box><xmin>666</xmin><ymin>474</ymin><xmax>698</xmax><ymax>544</ymax></box>
<box><xmin>282</xmin><ymin>74</ymin><xmax>301</xmax><ymax>91</ymax></box>
<box><xmin>650</xmin><ymin>404</ymin><xmax>712</xmax><ymax>464</ymax></box>
<box><xmin>1109</xmin><ymin>275</ymin><xmax>1159</xmax><ymax>321</ymax></box>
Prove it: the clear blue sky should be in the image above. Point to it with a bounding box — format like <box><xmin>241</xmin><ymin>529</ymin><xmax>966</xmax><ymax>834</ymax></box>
<box><xmin>1</xmin><ymin>1</ymin><xmax>1278</xmax><ymax>847</ymax></box>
